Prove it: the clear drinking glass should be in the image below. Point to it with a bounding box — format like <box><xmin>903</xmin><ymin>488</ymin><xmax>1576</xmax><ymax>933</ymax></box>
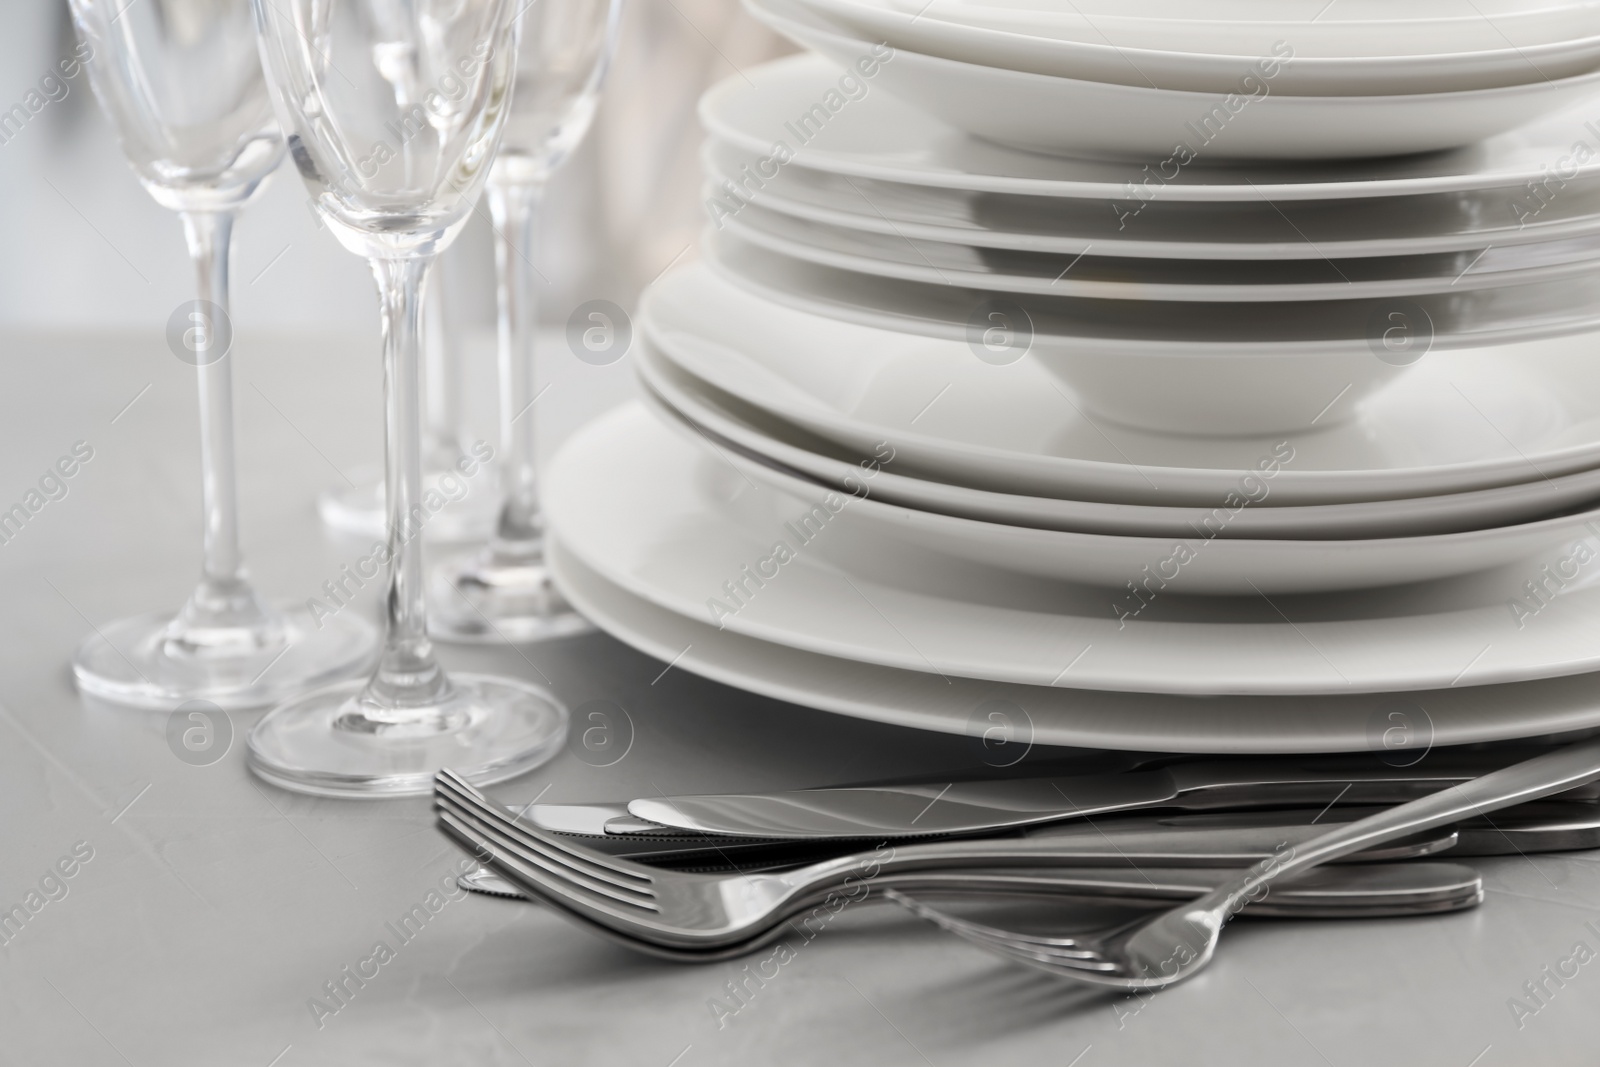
<box><xmin>67</xmin><ymin>0</ymin><xmax>377</xmax><ymax>710</ymax></box>
<box><xmin>246</xmin><ymin>0</ymin><xmax>568</xmax><ymax>796</ymax></box>
<box><xmin>427</xmin><ymin>0</ymin><xmax>623</xmax><ymax>644</ymax></box>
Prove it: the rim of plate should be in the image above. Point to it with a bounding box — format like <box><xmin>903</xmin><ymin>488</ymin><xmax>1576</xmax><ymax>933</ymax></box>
<box><xmin>546</xmin><ymin>533</ymin><xmax>1600</xmax><ymax>754</ymax></box>
<box><xmin>699</xmin><ymin>53</ymin><xmax>1600</xmax><ymax>201</ymax></box>
<box><xmin>543</xmin><ymin>403</ymin><xmax>1600</xmax><ymax>696</ymax></box>
<box><xmin>699</xmin><ymin>141</ymin><xmax>1600</xmax><ymax>260</ymax></box>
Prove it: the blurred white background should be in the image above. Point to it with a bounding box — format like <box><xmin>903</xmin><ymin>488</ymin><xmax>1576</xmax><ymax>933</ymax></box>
<box><xmin>0</xmin><ymin>0</ymin><xmax>791</xmax><ymax>340</ymax></box>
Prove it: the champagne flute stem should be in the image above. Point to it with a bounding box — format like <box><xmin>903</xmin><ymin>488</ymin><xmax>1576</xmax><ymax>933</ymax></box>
<box><xmin>172</xmin><ymin>210</ymin><xmax>274</xmax><ymax>641</ymax></box>
<box><xmin>366</xmin><ymin>254</ymin><xmax>451</xmax><ymax>714</ymax></box>
<box><xmin>488</xmin><ymin>177</ymin><xmax>545</xmax><ymax>549</ymax></box>
<box><xmin>422</xmin><ymin>259</ymin><xmax>462</xmax><ymax>464</ymax></box>
<box><xmin>184</xmin><ymin>210</ymin><xmax>243</xmax><ymax>588</ymax></box>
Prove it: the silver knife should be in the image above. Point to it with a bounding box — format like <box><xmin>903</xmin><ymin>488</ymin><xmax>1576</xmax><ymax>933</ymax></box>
<box><xmin>513</xmin><ymin>806</ymin><xmax>1454</xmax><ymax>869</ymax></box>
<box><xmin>623</xmin><ymin>753</ymin><xmax>1600</xmax><ymax>839</ymax></box>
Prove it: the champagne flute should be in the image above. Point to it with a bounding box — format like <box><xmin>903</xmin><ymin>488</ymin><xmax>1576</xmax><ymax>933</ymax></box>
<box><xmin>427</xmin><ymin>0</ymin><xmax>623</xmax><ymax>644</ymax></box>
<box><xmin>247</xmin><ymin>0</ymin><xmax>568</xmax><ymax>796</ymax></box>
<box><xmin>67</xmin><ymin>0</ymin><xmax>377</xmax><ymax>710</ymax></box>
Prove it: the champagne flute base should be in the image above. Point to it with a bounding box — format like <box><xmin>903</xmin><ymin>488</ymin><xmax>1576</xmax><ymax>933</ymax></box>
<box><xmin>72</xmin><ymin>603</ymin><xmax>378</xmax><ymax>711</ymax></box>
<box><xmin>427</xmin><ymin>548</ymin><xmax>594</xmax><ymax>644</ymax></box>
<box><xmin>246</xmin><ymin>673</ymin><xmax>568</xmax><ymax>797</ymax></box>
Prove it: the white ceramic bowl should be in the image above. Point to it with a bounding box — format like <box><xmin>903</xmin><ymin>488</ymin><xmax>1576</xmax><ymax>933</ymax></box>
<box><xmin>645</xmin><ymin>259</ymin><xmax>1600</xmax><ymax>504</ymax></box>
<box><xmin>640</xmin><ymin>340</ymin><xmax>1600</xmax><ymax>540</ymax></box>
<box><xmin>705</xmin><ymin>232</ymin><xmax>1600</xmax><ymax>436</ymax></box>
<box><xmin>1041</xmin><ymin>344</ymin><xmax>1401</xmax><ymax>436</ymax></box>
<box><xmin>748</xmin><ymin>0</ymin><xmax>1600</xmax><ymax>160</ymax></box>
<box><xmin>797</xmin><ymin>0</ymin><xmax>1600</xmax><ymax>94</ymax></box>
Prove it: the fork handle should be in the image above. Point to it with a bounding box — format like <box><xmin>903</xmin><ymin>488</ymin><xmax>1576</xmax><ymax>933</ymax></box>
<box><xmin>1197</xmin><ymin>733</ymin><xmax>1600</xmax><ymax>926</ymax></box>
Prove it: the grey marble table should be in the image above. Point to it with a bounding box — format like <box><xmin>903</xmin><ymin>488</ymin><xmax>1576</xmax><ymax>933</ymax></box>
<box><xmin>1</xmin><ymin>330</ymin><xmax>1597</xmax><ymax>1067</ymax></box>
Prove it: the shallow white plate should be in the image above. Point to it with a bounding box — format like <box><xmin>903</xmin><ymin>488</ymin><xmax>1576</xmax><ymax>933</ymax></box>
<box><xmin>551</xmin><ymin>537</ymin><xmax>1600</xmax><ymax>753</ymax></box>
<box><xmin>703</xmin><ymin>141</ymin><xmax>1600</xmax><ymax>260</ymax></box>
<box><xmin>898</xmin><ymin>0</ymin><xmax>1600</xmax><ymax>54</ymax></box>
<box><xmin>649</xmin><ymin>261</ymin><xmax>1600</xmax><ymax>504</ymax></box>
<box><xmin>798</xmin><ymin>0</ymin><xmax>1600</xmax><ymax>94</ymax></box>
<box><xmin>668</xmin><ymin>399</ymin><xmax>1600</xmax><ymax>596</ymax></box>
<box><xmin>721</xmin><ymin>198</ymin><xmax>1600</xmax><ymax>302</ymax></box>
<box><xmin>751</xmin><ymin>4</ymin><xmax>1600</xmax><ymax>159</ymax></box>
<box><xmin>701</xmin><ymin>54</ymin><xmax>1600</xmax><ymax>198</ymax></box>
<box><xmin>544</xmin><ymin>403</ymin><xmax>1600</xmax><ymax>693</ymax></box>
<box><xmin>640</xmin><ymin>340</ymin><xmax>1600</xmax><ymax>540</ymax></box>
<box><xmin>913</xmin><ymin>0</ymin><xmax>1594</xmax><ymax>26</ymax></box>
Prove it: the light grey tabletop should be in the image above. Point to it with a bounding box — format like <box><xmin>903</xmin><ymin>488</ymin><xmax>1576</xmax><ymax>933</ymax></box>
<box><xmin>1</xmin><ymin>330</ymin><xmax>1598</xmax><ymax>1067</ymax></box>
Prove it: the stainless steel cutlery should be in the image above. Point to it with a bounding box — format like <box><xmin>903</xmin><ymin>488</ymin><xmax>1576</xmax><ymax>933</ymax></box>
<box><xmin>438</xmin><ymin>741</ymin><xmax>1600</xmax><ymax>979</ymax></box>
<box><xmin>622</xmin><ymin>750</ymin><xmax>1600</xmax><ymax>839</ymax></box>
<box><xmin>433</xmin><ymin>770</ymin><xmax>1485</xmax><ymax>962</ymax></box>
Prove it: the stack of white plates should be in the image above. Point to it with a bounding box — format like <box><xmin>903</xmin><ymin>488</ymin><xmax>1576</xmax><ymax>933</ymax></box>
<box><xmin>747</xmin><ymin>0</ymin><xmax>1600</xmax><ymax>157</ymax></box>
<box><xmin>700</xmin><ymin>55</ymin><xmax>1600</xmax><ymax>437</ymax></box>
<box><xmin>540</xmin><ymin>42</ymin><xmax>1600</xmax><ymax>756</ymax></box>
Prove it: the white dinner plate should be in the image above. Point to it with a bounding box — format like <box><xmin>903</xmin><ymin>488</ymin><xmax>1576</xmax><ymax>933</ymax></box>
<box><xmin>749</xmin><ymin>3</ymin><xmax>1600</xmax><ymax>159</ymax></box>
<box><xmin>703</xmin><ymin>141</ymin><xmax>1600</xmax><ymax>260</ymax></box>
<box><xmin>639</xmin><ymin>340</ymin><xmax>1600</xmax><ymax>541</ymax></box>
<box><xmin>648</xmin><ymin>261</ymin><xmax>1600</xmax><ymax>504</ymax></box>
<box><xmin>650</xmin><ymin>394</ymin><xmax>1600</xmax><ymax>596</ymax></box>
<box><xmin>701</xmin><ymin>53</ymin><xmax>1600</xmax><ymax>199</ymax></box>
<box><xmin>550</xmin><ymin>537</ymin><xmax>1600</xmax><ymax>753</ymax></box>
<box><xmin>893</xmin><ymin>0</ymin><xmax>1600</xmax><ymax>55</ymax></box>
<box><xmin>909</xmin><ymin>0</ymin><xmax>1594</xmax><ymax>26</ymax></box>
<box><xmin>545</xmin><ymin>403</ymin><xmax>1600</xmax><ymax>694</ymax></box>
<box><xmin>719</xmin><ymin>198</ymin><xmax>1600</xmax><ymax>302</ymax></box>
<box><xmin>796</xmin><ymin>0</ymin><xmax>1600</xmax><ymax>94</ymax></box>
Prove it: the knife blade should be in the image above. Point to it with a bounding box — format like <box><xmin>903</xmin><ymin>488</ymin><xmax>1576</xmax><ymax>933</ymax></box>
<box><xmin>622</xmin><ymin>751</ymin><xmax>1600</xmax><ymax>839</ymax></box>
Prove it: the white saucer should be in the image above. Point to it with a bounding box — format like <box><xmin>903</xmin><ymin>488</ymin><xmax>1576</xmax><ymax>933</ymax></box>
<box><xmin>701</xmin><ymin>53</ymin><xmax>1600</xmax><ymax>199</ymax></box>
<box><xmin>639</xmin><ymin>340</ymin><xmax>1600</xmax><ymax>541</ymax></box>
<box><xmin>548</xmin><ymin>534</ymin><xmax>1600</xmax><ymax>754</ymax></box>
<box><xmin>646</xmin><ymin>261</ymin><xmax>1600</xmax><ymax>505</ymax></box>
<box><xmin>544</xmin><ymin>403</ymin><xmax>1600</xmax><ymax>696</ymax></box>
<box><xmin>703</xmin><ymin>141</ymin><xmax>1600</xmax><ymax>261</ymax></box>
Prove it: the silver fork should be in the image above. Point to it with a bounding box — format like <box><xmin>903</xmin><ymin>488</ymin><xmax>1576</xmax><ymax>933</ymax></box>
<box><xmin>883</xmin><ymin>867</ymin><xmax>1486</xmax><ymax>972</ymax></box>
<box><xmin>888</xmin><ymin>735</ymin><xmax>1600</xmax><ymax>989</ymax></box>
<box><xmin>434</xmin><ymin>770</ymin><xmax>1476</xmax><ymax>960</ymax></box>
